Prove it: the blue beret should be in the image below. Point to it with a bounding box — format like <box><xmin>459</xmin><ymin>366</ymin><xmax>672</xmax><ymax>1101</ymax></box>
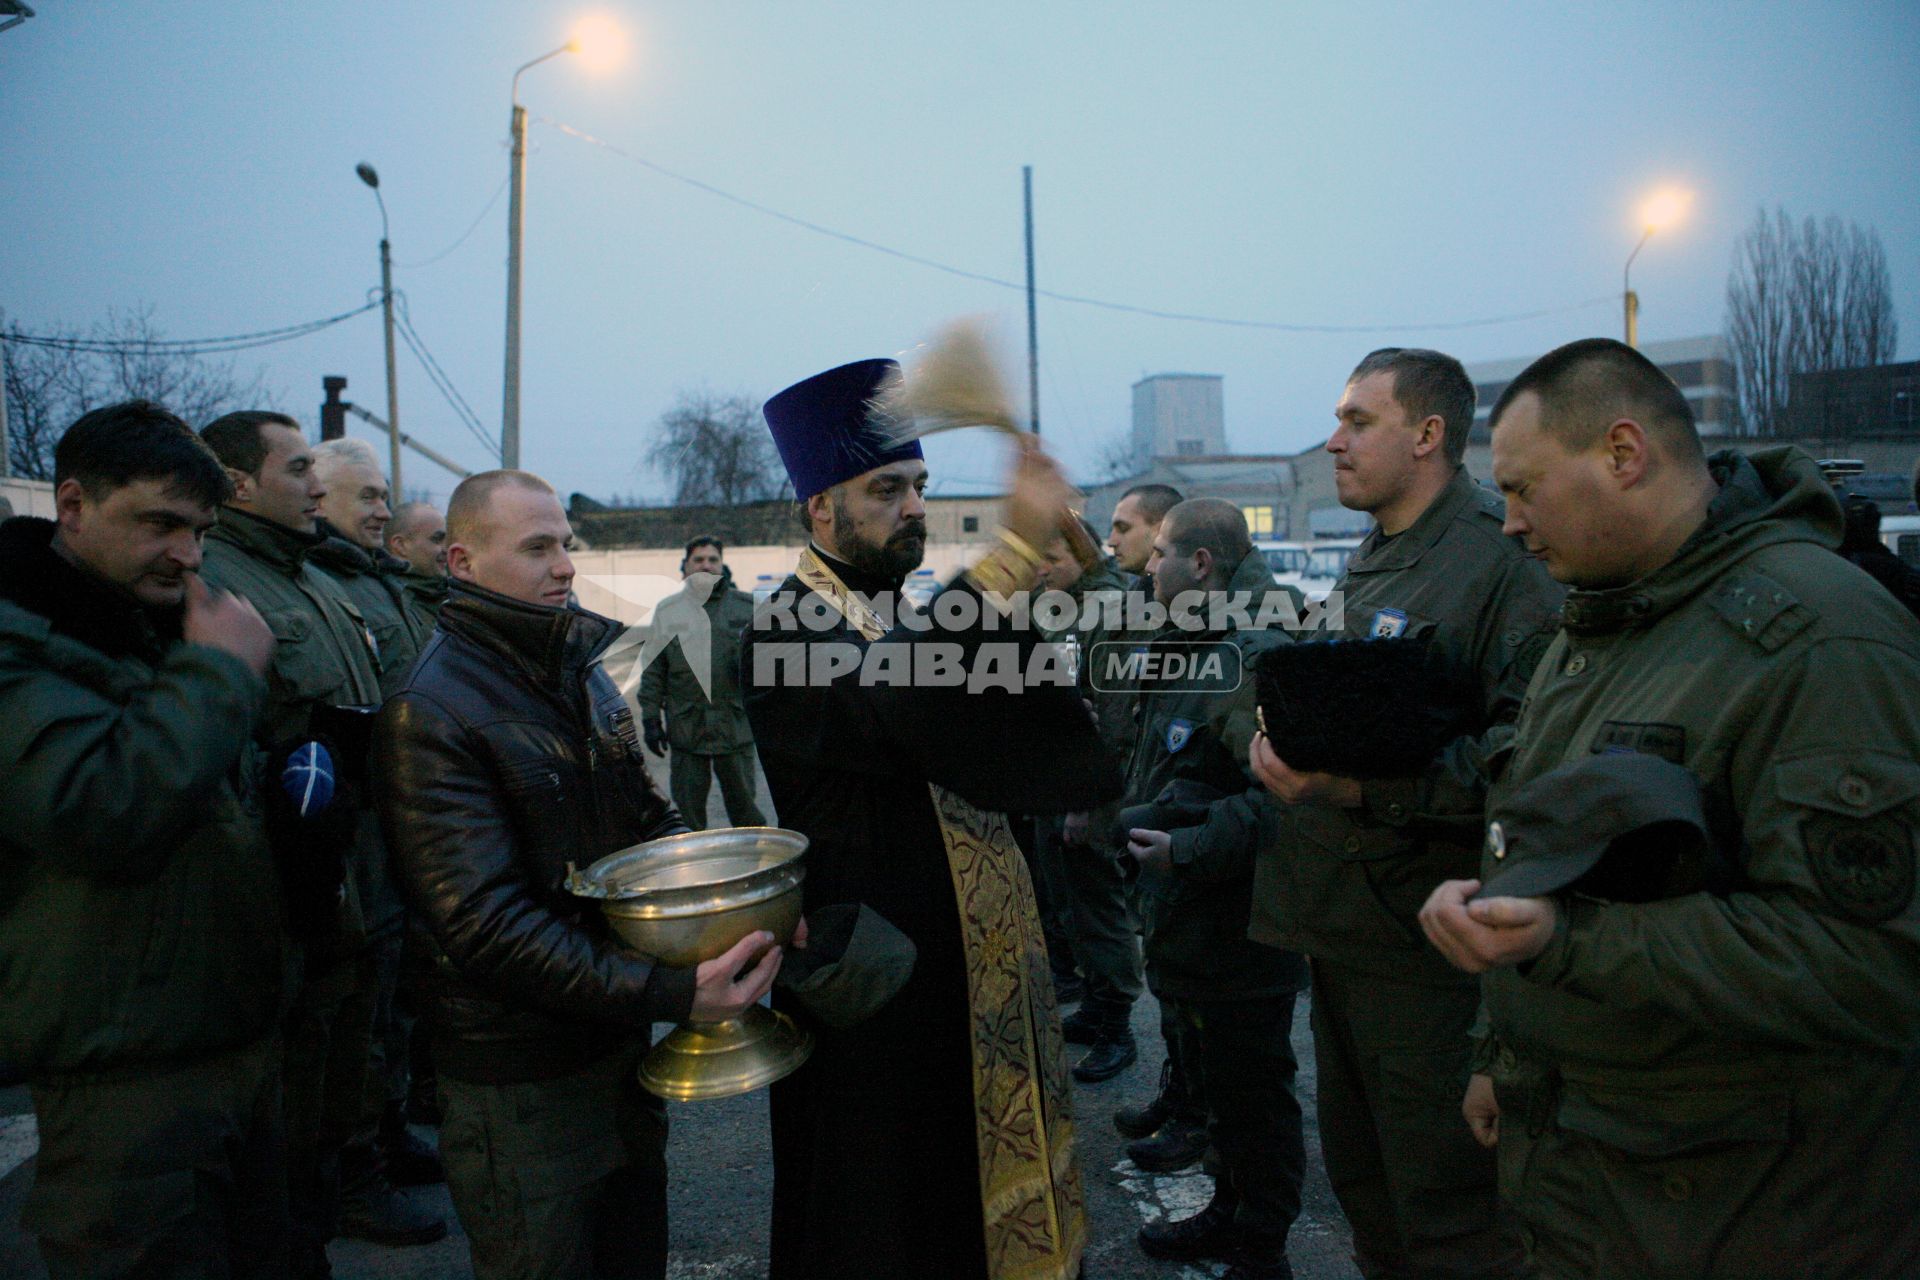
<box><xmin>764</xmin><ymin>358</ymin><xmax>924</xmax><ymax>502</ymax></box>
<box><xmin>280</xmin><ymin>741</ymin><xmax>337</xmax><ymax>818</ymax></box>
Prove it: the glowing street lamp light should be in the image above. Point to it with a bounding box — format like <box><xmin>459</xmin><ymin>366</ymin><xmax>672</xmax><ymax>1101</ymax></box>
<box><xmin>501</xmin><ymin>15</ymin><xmax>627</xmax><ymax>469</ymax></box>
<box><xmin>1624</xmin><ymin>187</ymin><xmax>1692</xmax><ymax>350</ymax></box>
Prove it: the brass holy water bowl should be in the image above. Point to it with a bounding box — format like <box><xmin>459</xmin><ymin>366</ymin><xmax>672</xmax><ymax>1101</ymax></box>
<box><xmin>568</xmin><ymin>826</ymin><xmax>814</xmax><ymax>1101</ymax></box>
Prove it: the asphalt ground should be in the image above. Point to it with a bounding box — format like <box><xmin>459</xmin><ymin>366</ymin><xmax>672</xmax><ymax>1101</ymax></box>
<box><xmin>0</xmin><ymin>752</ymin><xmax>1364</xmax><ymax>1279</ymax></box>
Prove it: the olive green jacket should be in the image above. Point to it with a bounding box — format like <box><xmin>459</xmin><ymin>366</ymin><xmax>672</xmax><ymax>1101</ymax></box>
<box><xmin>1480</xmin><ymin>448</ymin><xmax>1920</xmax><ymax>1273</ymax></box>
<box><xmin>201</xmin><ymin>507</ymin><xmax>388</xmax><ymax>943</ymax></box>
<box><xmin>309</xmin><ymin>528</ymin><xmax>433</xmax><ymax>700</ymax></box>
<box><xmin>1251</xmin><ymin>467</ymin><xmax>1564</xmax><ymax>984</ymax></box>
<box><xmin>398</xmin><ymin>568</ymin><xmax>449</xmax><ymax>635</ymax></box>
<box><xmin>637</xmin><ymin>569</ymin><xmax>757</xmax><ymax>754</ymax></box>
<box><xmin>1123</xmin><ymin>549</ymin><xmax>1309</xmax><ymax>1000</ymax></box>
<box><xmin>0</xmin><ymin>594</ymin><xmax>287</xmax><ymax>1076</ymax></box>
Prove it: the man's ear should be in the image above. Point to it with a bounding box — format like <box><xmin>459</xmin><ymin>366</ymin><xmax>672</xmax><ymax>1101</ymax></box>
<box><xmin>806</xmin><ymin>491</ymin><xmax>833</xmax><ymax>533</ymax></box>
<box><xmin>446</xmin><ymin>542</ymin><xmax>476</xmax><ymax>583</ymax></box>
<box><xmin>1412</xmin><ymin>413</ymin><xmax>1446</xmax><ymax>460</ymax></box>
<box><xmin>224</xmin><ymin>466</ymin><xmax>255</xmax><ymax>505</ymax></box>
<box><xmin>53</xmin><ymin>478</ymin><xmax>87</xmax><ymax>533</ymax></box>
<box><xmin>1603</xmin><ymin>419</ymin><xmax>1653</xmax><ymax>487</ymax></box>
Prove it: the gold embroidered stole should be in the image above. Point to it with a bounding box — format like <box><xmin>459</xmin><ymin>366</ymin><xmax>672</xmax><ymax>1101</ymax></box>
<box><xmin>795</xmin><ymin>549</ymin><xmax>1086</xmax><ymax>1280</ymax></box>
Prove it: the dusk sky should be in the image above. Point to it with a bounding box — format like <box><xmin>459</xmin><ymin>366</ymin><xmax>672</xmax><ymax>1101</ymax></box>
<box><xmin>5</xmin><ymin>2</ymin><xmax>1917</xmax><ymax>507</ymax></box>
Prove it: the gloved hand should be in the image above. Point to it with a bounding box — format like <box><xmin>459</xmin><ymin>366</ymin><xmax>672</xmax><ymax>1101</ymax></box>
<box><xmin>643</xmin><ymin>718</ymin><xmax>669</xmax><ymax>758</ymax></box>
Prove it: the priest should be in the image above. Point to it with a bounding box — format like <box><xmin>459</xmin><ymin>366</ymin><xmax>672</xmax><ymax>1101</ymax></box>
<box><xmin>744</xmin><ymin>358</ymin><xmax>1121</xmax><ymax>1280</ymax></box>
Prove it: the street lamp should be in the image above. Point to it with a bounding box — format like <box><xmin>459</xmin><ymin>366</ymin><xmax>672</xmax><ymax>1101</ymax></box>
<box><xmin>357</xmin><ymin>162</ymin><xmax>404</xmax><ymax>496</ymax></box>
<box><xmin>1624</xmin><ymin>188</ymin><xmax>1691</xmax><ymax>350</ymax></box>
<box><xmin>501</xmin><ymin>17</ymin><xmax>627</xmax><ymax>468</ymax></box>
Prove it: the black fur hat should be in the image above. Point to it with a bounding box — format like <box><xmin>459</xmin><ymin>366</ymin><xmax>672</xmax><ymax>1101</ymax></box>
<box><xmin>1252</xmin><ymin>634</ymin><xmax>1477</xmax><ymax>779</ymax></box>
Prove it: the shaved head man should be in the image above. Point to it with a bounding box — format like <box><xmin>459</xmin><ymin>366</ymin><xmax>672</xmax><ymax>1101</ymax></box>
<box><xmin>445</xmin><ymin>470</ymin><xmax>576</xmax><ymax>608</ymax></box>
<box><xmin>1108</xmin><ymin>483</ymin><xmax>1184</xmax><ymax>576</ymax></box>
<box><xmin>386</xmin><ymin>501</ymin><xmax>448</xmax><ymax>578</ymax></box>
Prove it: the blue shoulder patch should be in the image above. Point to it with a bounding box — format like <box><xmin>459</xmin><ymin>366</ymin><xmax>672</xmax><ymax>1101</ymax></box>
<box><xmin>1165</xmin><ymin>718</ymin><xmax>1194</xmax><ymax>753</ymax></box>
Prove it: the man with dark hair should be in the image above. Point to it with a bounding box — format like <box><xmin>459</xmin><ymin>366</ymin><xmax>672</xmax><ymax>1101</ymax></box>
<box><xmin>1421</xmin><ymin>336</ymin><xmax>1920</xmax><ymax>1276</ymax></box>
<box><xmin>1247</xmin><ymin>348</ymin><xmax>1558</xmax><ymax>1279</ymax></box>
<box><xmin>1120</xmin><ymin>498</ymin><xmax>1308</xmax><ymax>1279</ymax></box>
<box><xmin>384</xmin><ymin>501</ymin><xmax>449</xmax><ymax>630</ymax></box>
<box><xmin>375</xmin><ymin>469</ymin><xmax>777</xmax><ymax>1280</ymax></box>
<box><xmin>1108</xmin><ymin>482</ymin><xmax>1184</xmax><ymax>575</ymax></box>
<box><xmin>1</xmin><ymin>400</ymin><xmax>292</xmax><ymax>1276</ymax></box>
<box><xmin>638</xmin><ymin>533</ymin><xmax>766</xmax><ymax>829</ymax></box>
<box><xmin>199</xmin><ymin>410</ymin><xmax>441</xmax><ymax>1271</ymax></box>
<box><xmin>744</xmin><ymin>358</ymin><xmax>1119</xmax><ymax>1280</ymax></box>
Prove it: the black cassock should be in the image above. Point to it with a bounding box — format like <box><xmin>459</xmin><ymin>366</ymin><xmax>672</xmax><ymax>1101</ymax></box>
<box><xmin>742</xmin><ymin>547</ymin><xmax>1119</xmax><ymax>1280</ymax></box>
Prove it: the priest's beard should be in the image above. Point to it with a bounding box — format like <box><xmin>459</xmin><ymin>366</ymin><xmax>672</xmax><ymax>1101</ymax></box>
<box><xmin>831</xmin><ymin>494</ymin><xmax>927</xmax><ymax>581</ymax></box>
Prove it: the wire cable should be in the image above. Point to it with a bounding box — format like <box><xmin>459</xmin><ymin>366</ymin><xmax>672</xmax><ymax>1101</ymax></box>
<box><xmin>391</xmin><ymin>293</ymin><xmax>500</xmax><ymax>460</ymax></box>
<box><xmin>2</xmin><ymin>300</ymin><xmax>380</xmax><ymax>355</ymax></box>
<box><xmin>537</xmin><ymin>118</ymin><xmax>1615</xmax><ymax>335</ymax></box>
<box><xmin>397</xmin><ymin>176</ymin><xmax>511</xmax><ymax>270</ymax></box>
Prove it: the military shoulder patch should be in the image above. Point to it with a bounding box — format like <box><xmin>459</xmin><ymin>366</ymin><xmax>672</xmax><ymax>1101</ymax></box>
<box><xmin>1708</xmin><ymin>572</ymin><xmax>1814</xmax><ymax>653</ymax></box>
<box><xmin>1165</xmin><ymin>718</ymin><xmax>1195</xmax><ymax>753</ymax></box>
<box><xmin>1370</xmin><ymin>608</ymin><xmax>1409</xmax><ymax>638</ymax></box>
<box><xmin>1806</xmin><ymin>814</ymin><xmax>1915</xmax><ymax>923</ymax></box>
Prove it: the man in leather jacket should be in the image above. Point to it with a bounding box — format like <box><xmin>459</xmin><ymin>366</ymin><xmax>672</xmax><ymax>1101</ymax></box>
<box><xmin>373</xmin><ymin>469</ymin><xmax>782</xmax><ymax>1280</ymax></box>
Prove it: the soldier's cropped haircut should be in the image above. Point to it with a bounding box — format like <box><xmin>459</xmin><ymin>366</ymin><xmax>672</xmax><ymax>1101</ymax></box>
<box><xmin>386</xmin><ymin>501</ymin><xmax>441</xmax><ymax>544</ymax></box>
<box><xmin>685</xmin><ymin>534</ymin><xmax>724</xmax><ymax>559</ymax></box>
<box><xmin>311</xmin><ymin>437</ymin><xmax>384</xmax><ymax>486</ymax></box>
<box><xmin>445</xmin><ymin>470</ymin><xmax>557</xmax><ymax>546</ymax></box>
<box><xmin>1163</xmin><ymin>498</ymin><xmax>1252</xmax><ymax>583</ymax></box>
<box><xmin>1121</xmin><ymin>483</ymin><xmax>1184</xmax><ymax>524</ymax></box>
<box><xmin>57</xmin><ymin>400</ymin><xmax>232</xmax><ymax>508</ymax></box>
<box><xmin>200</xmin><ymin>410</ymin><xmax>302</xmax><ymax>477</ymax></box>
<box><xmin>1347</xmin><ymin>347</ymin><xmax>1477</xmax><ymax>467</ymax></box>
<box><xmin>1489</xmin><ymin>337</ymin><xmax>1703</xmax><ymax>462</ymax></box>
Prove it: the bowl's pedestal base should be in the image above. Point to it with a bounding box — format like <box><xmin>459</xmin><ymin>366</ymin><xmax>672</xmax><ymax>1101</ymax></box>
<box><xmin>638</xmin><ymin>1006</ymin><xmax>815</xmax><ymax>1101</ymax></box>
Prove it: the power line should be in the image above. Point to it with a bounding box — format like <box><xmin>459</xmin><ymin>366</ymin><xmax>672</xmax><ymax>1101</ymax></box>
<box><xmin>1</xmin><ymin>301</ymin><xmax>381</xmax><ymax>355</ymax></box>
<box><xmin>392</xmin><ymin>293</ymin><xmax>500</xmax><ymax>460</ymax></box>
<box><xmin>397</xmin><ymin>176</ymin><xmax>511</xmax><ymax>270</ymax></box>
<box><xmin>538</xmin><ymin>118</ymin><xmax>1616</xmax><ymax>335</ymax></box>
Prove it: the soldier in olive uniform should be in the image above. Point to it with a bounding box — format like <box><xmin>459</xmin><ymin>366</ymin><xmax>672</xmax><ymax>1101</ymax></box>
<box><xmin>1250</xmin><ymin>349</ymin><xmax>1558</xmax><ymax>1279</ymax></box>
<box><xmin>310</xmin><ymin>440</ymin><xmax>448</xmax><ymax>1213</ymax></box>
<box><xmin>1</xmin><ymin>402</ymin><xmax>290</xmax><ymax>1277</ymax></box>
<box><xmin>200</xmin><ymin>411</ymin><xmax>443</xmax><ymax>1273</ymax></box>
<box><xmin>1122</xmin><ymin>499</ymin><xmax>1309</xmax><ymax>1280</ymax></box>
<box><xmin>385</xmin><ymin>500</ymin><xmax>449</xmax><ymax>633</ymax></box>
<box><xmin>1421</xmin><ymin>337</ymin><xmax>1920</xmax><ymax>1279</ymax></box>
<box><xmin>637</xmin><ymin>536</ymin><xmax>766</xmax><ymax>829</ymax></box>
<box><xmin>1034</xmin><ymin>529</ymin><xmax>1145</xmax><ymax>1083</ymax></box>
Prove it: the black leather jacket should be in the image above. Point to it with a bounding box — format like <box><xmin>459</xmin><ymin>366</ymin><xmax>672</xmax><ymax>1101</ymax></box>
<box><xmin>373</xmin><ymin>581</ymin><xmax>693</xmax><ymax>1083</ymax></box>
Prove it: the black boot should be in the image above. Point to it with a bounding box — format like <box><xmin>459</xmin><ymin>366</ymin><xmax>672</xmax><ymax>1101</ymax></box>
<box><xmin>379</xmin><ymin>1099</ymin><xmax>445</xmax><ymax>1187</ymax></box>
<box><xmin>1072</xmin><ymin>1003</ymin><xmax>1137</xmax><ymax>1083</ymax></box>
<box><xmin>337</xmin><ymin>1142</ymin><xmax>448</xmax><ymax>1247</ymax></box>
<box><xmin>1059</xmin><ymin>1005</ymin><xmax>1103</xmax><ymax>1046</ymax></box>
<box><xmin>1138</xmin><ymin>1193</ymin><xmax>1242</xmax><ymax>1261</ymax></box>
<box><xmin>1126</xmin><ymin>1112</ymin><xmax>1210</xmax><ymax>1173</ymax></box>
<box><xmin>1114</xmin><ymin>1059</ymin><xmax>1182</xmax><ymax>1139</ymax></box>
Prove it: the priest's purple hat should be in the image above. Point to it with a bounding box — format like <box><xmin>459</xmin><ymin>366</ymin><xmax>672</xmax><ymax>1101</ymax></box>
<box><xmin>764</xmin><ymin>358</ymin><xmax>924</xmax><ymax>502</ymax></box>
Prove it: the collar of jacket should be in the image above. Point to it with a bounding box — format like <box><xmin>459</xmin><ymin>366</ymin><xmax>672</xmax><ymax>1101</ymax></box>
<box><xmin>439</xmin><ymin>578</ymin><xmax>621</xmax><ymax>689</ymax></box>
<box><xmin>0</xmin><ymin>516</ymin><xmax>180</xmax><ymax>662</ymax></box>
<box><xmin>309</xmin><ymin>520</ymin><xmax>414</xmax><ymax>580</ymax></box>
<box><xmin>1068</xmin><ymin>555</ymin><xmax>1128</xmax><ymax>603</ymax></box>
<box><xmin>207</xmin><ymin>505</ymin><xmax>324</xmax><ymax>574</ymax></box>
<box><xmin>403</xmin><ymin>568</ymin><xmax>451</xmax><ymax>601</ymax></box>
<box><xmin>1562</xmin><ymin>446</ymin><xmax>1843</xmax><ymax>637</ymax></box>
<box><xmin>808</xmin><ymin>543</ymin><xmax>906</xmax><ymax>596</ymax></box>
<box><xmin>1346</xmin><ymin>466</ymin><xmax>1487</xmax><ymax>576</ymax></box>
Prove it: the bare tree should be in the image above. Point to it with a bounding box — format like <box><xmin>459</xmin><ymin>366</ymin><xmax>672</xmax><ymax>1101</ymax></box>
<box><xmin>1087</xmin><ymin>431</ymin><xmax>1144</xmax><ymax>485</ymax></box>
<box><xmin>645</xmin><ymin>391</ymin><xmax>788</xmax><ymax>507</ymax></box>
<box><xmin>3</xmin><ymin>307</ymin><xmax>271</xmax><ymax>478</ymax></box>
<box><xmin>1725</xmin><ymin>207</ymin><xmax>1898</xmax><ymax>436</ymax></box>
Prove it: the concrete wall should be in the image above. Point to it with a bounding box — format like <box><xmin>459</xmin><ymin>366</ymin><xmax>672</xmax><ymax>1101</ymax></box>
<box><xmin>0</xmin><ymin>477</ymin><xmax>53</xmax><ymax>519</ymax></box>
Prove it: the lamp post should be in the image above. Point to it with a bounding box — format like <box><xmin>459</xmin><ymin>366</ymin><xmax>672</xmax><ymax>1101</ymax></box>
<box><xmin>1623</xmin><ymin>188</ymin><xmax>1691</xmax><ymax>350</ymax></box>
<box><xmin>357</xmin><ymin>163</ymin><xmax>404</xmax><ymax>496</ymax></box>
<box><xmin>500</xmin><ymin>42</ymin><xmax>577</xmax><ymax>470</ymax></box>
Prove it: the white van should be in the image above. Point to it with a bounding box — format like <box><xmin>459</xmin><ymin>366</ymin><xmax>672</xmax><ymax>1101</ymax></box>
<box><xmin>1881</xmin><ymin>515</ymin><xmax>1920</xmax><ymax>567</ymax></box>
<box><xmin>1256</xmin><ymin>538</ymin><xmax>1363</xmax><ymax>601</ymax></box>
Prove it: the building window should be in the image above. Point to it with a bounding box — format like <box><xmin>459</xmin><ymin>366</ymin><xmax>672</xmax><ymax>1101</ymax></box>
<box><xmin>1177</xmin><ymin>439</ymin><xmax>1204</xmax><ymax>456</ymax></box>
<box><xmin>1242</xmin><ymin>505</ymin><xmax>1274</xmax><ymax>537</ymax></box>
<box><xmin>962</xmin><ymin>516</ymin><xmax>980</xmax><ymax>533</ymax></box>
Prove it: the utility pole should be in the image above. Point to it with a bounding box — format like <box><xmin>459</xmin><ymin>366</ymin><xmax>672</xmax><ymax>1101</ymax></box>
<box><xmin>502</xmin><ymin>99</ymin><xmax>528</xmax><ymax>469</ymax></box>
<box><xmin>356</xmin><ymin>163</ymin><xmax>403</xmax><ymax>492</ymax></box>
<box><xmin>0</xmin><ymin>337</ymin><xmax>12</xmax><ymax>478</ymax></box>
<box><xmin>1023</xmin><ymin>165</ymin><xmax>1040</xmax><ymax>436</ymax></box>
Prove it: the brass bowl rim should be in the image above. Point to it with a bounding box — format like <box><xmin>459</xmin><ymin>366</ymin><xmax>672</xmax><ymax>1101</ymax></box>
<box><xmin>570</xmin><ymin>825</ymin><xmax>808</xmax><ymax>920</ymax></box>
